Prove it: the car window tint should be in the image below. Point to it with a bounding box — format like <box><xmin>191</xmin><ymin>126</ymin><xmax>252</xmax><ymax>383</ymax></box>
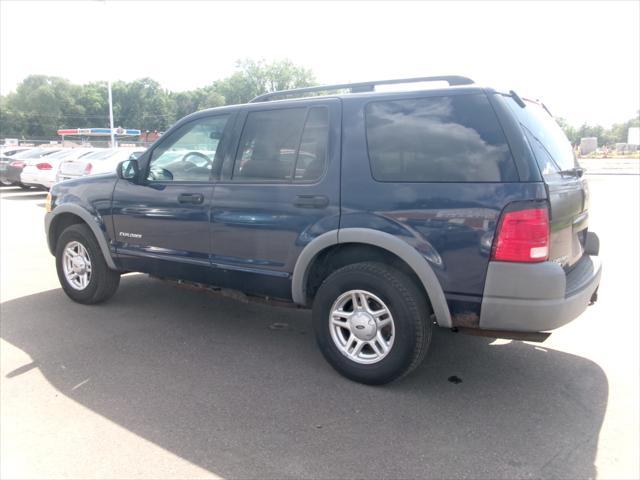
<box><xmin>148</xmin><ymin>115</ymin><xmax>229</xmax><ymax>182</ymax></box>
<box><xmin>365</xmin><ymin>94</ymin><xmax>518</xmax><ymax>182</ymax></box>
<box><xmin>233</xmin><ymin>108</ymin><xmax>307</xmax><ymax>182</ymax></box>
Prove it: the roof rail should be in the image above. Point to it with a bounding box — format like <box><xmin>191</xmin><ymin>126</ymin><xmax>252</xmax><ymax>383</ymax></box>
<box><xmin>249</xmin><ymin>75</ymin><xmax>474</xmax><ymax>103</ymax></box>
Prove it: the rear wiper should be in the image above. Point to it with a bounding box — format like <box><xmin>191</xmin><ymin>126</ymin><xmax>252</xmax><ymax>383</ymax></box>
<box><xmin>509</xmin><ymin>90</ymin><xmax>526</xmax><ymax>108</ymax></box>
<box><xmin>559</xmin><ymin>166</ymin><xmax>585</xmax><ymax>178</ymax></box>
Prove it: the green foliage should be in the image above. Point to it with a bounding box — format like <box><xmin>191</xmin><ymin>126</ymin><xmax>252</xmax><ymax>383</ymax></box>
<box><xmin>213</xmin><ymin>58</ymin><xmax>316</xmax><ymax>105</ymax></box>
<box><xmin>557</xmin><ymin>112</ymin><xmax>640</xmax><ymax>147</ymax></box>
<box><xmin>0</xmin><ymin>59</ymin><xmax>316</xmax><ymax>139</ymax></box>
<box><xmin>4</xmin><ymin>60</ymin><xmax>635</xmax><ymax>146</ymax></box>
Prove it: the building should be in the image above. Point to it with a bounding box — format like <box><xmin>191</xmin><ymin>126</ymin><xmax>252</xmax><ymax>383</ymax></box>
<box><xmin>580</xmin><ymin>137</ymin><xmax>598</xmax><ymax>155</ymax></box>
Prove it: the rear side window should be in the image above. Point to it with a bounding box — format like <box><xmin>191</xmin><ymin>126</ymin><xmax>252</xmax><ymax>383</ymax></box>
<box><xmin>233</xmin><ymin>107</ymin><xmax>328</xmax><ymax>182</ymax></box>
<box><xmin>365</xmin><ymin>94</ymin><xmax>518</xmax><ymax>182</ymax></box>
<box><xmin>505</xmin><ymin>97</ymin><xmax>576</xmax><ymax>175</ymax></box>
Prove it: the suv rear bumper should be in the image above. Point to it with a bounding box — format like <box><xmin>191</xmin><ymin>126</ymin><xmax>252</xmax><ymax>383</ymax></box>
<box><xmin>479</xmin><ymin>253</ymin><xmax>601</xmax><ymax>333</ymax></box>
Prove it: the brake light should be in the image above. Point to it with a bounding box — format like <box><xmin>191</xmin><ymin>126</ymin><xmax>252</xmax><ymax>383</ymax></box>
<box><xmin>491</xmin><ymin>207</ymin><xmax>549</xmax><ymax>263</ymax></box>
<box><xmin>36</xmin><ymin>162</ymin><xmax>52</xmax><ymax>170</ymax></box>
<box><xmin>83</xmin><ymin>163</ymin><xmax>93</xmax><ymax>175</ymax></box>
<box><xmin>10</xmin><ymin>160</ymin><xmax>25</xmax><ymax>168</ymax></box>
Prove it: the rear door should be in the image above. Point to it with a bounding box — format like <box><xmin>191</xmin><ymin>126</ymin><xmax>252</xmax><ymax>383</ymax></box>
<box><xmin>505</xmin><ymin>97</ymin><xmax>588</xmax><ymax>269</ymax></box>
<box><xmin>209</xmin><ymin>99</ymin><xmax>341</xmax><ymax>299</ymax></box>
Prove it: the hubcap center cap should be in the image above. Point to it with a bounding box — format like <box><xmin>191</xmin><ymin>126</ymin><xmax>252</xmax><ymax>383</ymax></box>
<box><xmin>349</xmin><ymin>312</ymin><xmax>376</xmax><ymax>341</ymax></box>
<box><xmin>72</xmin><ymin>256</ymin><xmax>86</xmax><ymax>274</ymax></box>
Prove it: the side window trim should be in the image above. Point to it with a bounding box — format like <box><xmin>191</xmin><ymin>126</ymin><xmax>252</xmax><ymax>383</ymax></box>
<box><xmin>293</xmin><ymin>106</ymin><xmax>330</xmax><ymax>184</ymax></box>
<box><xmin>290</xmin><ymin>108</ymin><xmax>313</xmax><ymax>182</ymax></box>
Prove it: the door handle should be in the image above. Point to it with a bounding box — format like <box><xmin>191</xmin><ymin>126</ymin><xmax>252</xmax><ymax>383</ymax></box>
<box><xmin>178</xmin><ymin>193</ymin><xmax>204</xmax><ymax>204</ymax></box>
<box><xmin>293</xmin><ymin>195</ymin><xmax>329</xmax><ymax>209</ymax></box>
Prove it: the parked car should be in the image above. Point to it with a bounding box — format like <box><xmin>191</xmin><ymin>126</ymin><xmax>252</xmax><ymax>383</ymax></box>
<box><xmin>0</xmin><ymin>148</ymin><xmax>61</xmax><ymax>188</ymax></box>
<box><xmin>0</xmin><ymin>146</ymin><xmax>31</xmax><ymax>157</ymax></box>
<box><xmin>20</xmin><ymin>148</ymin><xmax>100</xmax><ymax>190</ymax></box>
<box><xmin>45</xmin><ymin>76</ymin><xmax>602</xmax><ymax>385</ymax></box>
<box><xmin>57</xmin><ymin>147</ymin><xmax>145</xmax><ymax>182</ymax></box>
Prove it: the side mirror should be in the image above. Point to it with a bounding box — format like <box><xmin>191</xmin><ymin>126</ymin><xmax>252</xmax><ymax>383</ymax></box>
<box><xmin>117</xmin><ymin>159</ymin><xmax>140</xmax><ymax>182</ymax></box>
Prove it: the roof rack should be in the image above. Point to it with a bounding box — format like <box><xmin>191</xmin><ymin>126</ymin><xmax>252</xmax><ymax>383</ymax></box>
<box><xmin>249</xmin><ymin>75</ymin><xmax>474</xmax><ymax>103</ymax></box>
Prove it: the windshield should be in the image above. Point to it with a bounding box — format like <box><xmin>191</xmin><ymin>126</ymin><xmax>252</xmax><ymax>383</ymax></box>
<box><xmin>505</xmin><ymin>96</ymin><xmax>576</xmax><ymax>173</ymax></box>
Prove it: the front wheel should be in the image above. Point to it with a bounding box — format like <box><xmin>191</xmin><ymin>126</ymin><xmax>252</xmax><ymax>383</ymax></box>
<box><xmin>312</xmin><ymin>262</ymin><xmax>432</xmax><ymax>385</ymax></box>
<box><xmin>55</xmin><ymin>224</ymin><xmax>120</xmax><ymax>304</ymax></box>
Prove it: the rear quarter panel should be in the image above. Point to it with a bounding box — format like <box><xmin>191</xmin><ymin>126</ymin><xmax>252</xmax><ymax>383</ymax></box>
<box><xmin>340</xmin><ymin>93</ymin><xmax>547</xmax><ymax>302</ymax></box>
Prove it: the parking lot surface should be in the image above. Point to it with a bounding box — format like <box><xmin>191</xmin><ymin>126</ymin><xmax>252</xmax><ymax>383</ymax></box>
<box><xmin>1</xmin><ymin>168</ymin><xmax>639</xmax><ymax>479</ymax></box>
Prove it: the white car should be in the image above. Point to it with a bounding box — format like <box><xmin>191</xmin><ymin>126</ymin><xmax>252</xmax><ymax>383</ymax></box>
<box><xmin>20</xmin><ymin>148</ymin><xmax>100</xmax><ymax>190</ymax></box>
<box><xmin>57</xmin><ymin>148</ymin><xmax>146</xmax><ymax>182</ymax></box>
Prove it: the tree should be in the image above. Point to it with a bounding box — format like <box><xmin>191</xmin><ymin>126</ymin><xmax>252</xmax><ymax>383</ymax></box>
<box><xmin>556</xmin><ymin>117</ymin><xmax>578</xmax><ymax>144</ymax></box>
<box><xmin>214</xmin><ymin>58</ymin><xmax>316</xmax><ymax>105</ymax></box>
<box><xmin>0</xmin><ymin>75</ymin><xmax>87</xmax><ymax>138</ymax></box>
<box><xmin>112</xmin><ymin>78</ymin><xmax>173</xmax><ymax>132</ymax></box>
<box><xmin>0</xmin><ymin>59</ymin><xmax>317</xmax><ymax>139</ymax></box>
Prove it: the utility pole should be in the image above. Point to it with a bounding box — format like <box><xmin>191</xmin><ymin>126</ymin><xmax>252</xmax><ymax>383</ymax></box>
<box><xmin>108</xmin><ymin>79</ymin><xmax>116</xmax><ymax>148</ymax></box>
<box><xmin>99</xmin><ymin>0</ymin><xmax>116</xmax><ymax>148</ymax></box>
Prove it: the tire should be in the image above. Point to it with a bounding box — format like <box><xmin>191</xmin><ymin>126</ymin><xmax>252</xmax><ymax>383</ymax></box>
<box><xmin>55</xmin><ymin>223</ymin><xmax>120</xmax><ymax>304</ymax></box>
<box><xmin>312</xmin><ymin>261</ymin><xmax>432</xmax><ymax>385</ymax></box>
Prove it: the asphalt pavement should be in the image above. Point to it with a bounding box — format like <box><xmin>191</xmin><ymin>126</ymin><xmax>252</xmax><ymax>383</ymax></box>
<box><xmin>1</xmin><ymin>167</ymin><xmax>638</xmax><ymax>479</ymax></box>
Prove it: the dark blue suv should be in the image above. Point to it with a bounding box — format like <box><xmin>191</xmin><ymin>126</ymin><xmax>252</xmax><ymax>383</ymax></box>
<box><xmin>45</xmin><ymin>76</ymin><xmax>602</xmax><ymax>384</ymax></box>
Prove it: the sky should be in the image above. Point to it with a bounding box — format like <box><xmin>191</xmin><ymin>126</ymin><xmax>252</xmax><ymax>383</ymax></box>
<box><xmin>1</xmin><ymin>0</ymin><xmax>638</xmax><ymax>127</ymax></box>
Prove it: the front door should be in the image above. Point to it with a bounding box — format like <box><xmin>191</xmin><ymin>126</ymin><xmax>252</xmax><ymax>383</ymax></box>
<box><xmin>209</xmin><ymin>99</ymin><xmax>341</xmax><ymax>299</ymax></box>
<box><xmin>112</xmin><ymin>112</ymin><xmax>234</xmax><ymax>282</ymax></box>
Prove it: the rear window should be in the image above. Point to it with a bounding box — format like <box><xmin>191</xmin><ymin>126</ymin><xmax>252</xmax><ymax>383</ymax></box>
<box><xmin>504</xmin><ymin>97</ymin><xmax>576</xmax><ymax>174</ymax></box>
<box><xmin>14</xmin><ymin>148</ymin><xmax>49</xmax><ymax>159</ymax></box>
<box><xmin>83</xmin><ymin>149</ymin><xmax>115</xmax><ymax>161</ymax></box>
<box><xmin>365</xmin><ymin>94</ymin><xmax>517</xmax><ymax>182</ymax></box>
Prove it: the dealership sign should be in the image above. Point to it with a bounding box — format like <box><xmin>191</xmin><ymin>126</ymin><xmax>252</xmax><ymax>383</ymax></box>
<box><xmin>57</xmin><ymin>128</ymin><xmax>141</xmax><ymax>136</ymax></box>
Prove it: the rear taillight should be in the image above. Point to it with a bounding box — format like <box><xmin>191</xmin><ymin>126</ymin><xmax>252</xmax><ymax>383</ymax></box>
<box><xmin>491</xmin><ymin>206</ymin><xmax>549</xmax><ymax>263</ymax></box>
<box><xmin>83</xmin><ymin>163</ymin><xmax>93</xmax><ymax>175</ymax></box>
<box><xmin>10</xmin><ymin>160</ymin><xmax>25</xmax><ymax>168</ymax></box>
<box><xmin>36</xmin><ymin>162</ymin><xmax>52</xmax><ymax>170</ymax></box>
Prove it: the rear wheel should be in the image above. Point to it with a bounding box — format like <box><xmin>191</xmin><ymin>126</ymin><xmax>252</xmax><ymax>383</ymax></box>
<box><xmin>312</xmin><ymin>262</ymin><xmax>432</xmax><ymax>385</ymax></box>
<box><xmin>55</xmin><ymin>224</ymin><xmax>120</xmax><ymax>304</ymax></box>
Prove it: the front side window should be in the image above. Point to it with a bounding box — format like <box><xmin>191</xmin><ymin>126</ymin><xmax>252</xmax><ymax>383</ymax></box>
<box><xmin>365</xmin><ymin>94</ymin><xmax>517</xmax><ymax>182</ymax></box>
<box><xmin>233</xmin><ymin>107</ymin><xmax>328</xmax><ymax>182</ymax></box>
<box><xmin>148</xmin><ymin>115</ymin><xmax>229</xmax><ymax>182</ymax></box>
